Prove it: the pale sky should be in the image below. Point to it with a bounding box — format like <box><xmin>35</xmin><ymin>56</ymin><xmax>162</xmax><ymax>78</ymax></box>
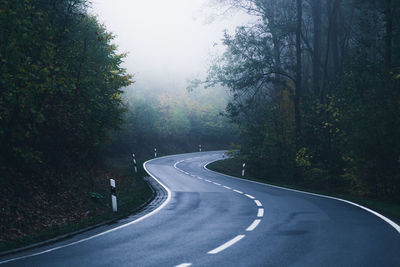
<box><xmin>90</xmin><ymin>0</ymin><xmax>252</xmax><ymax>91</ymax></box>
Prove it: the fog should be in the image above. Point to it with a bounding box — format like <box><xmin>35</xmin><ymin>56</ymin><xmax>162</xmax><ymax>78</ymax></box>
<box><xmin>90</xmin><ymin>0</ymin><xmax>252</xmax><ymax>92</ymax></box>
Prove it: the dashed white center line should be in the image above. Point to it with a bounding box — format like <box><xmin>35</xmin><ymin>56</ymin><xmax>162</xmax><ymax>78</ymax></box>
<box><xmin>175</xmin><ymin>263</ymin><xmax>192</xmax><ymax>267</ymax></box>
<box><xmin>246</xmin><ymin>219</ymin><xmax>261</xmax><ymax>231</ymax></box>
<box><xmin>257</xmin><ymin>208</ymin><xmax>264</xmax><ymax>217</ymax></box>
<box><xmin>176</xmin><ymin>158</ymin><xmax>265</xmax><ymax>259</ymax></box>
<box><xmin>245</xmin><ymin>194</ymin><xmax>255</xmax><ymax>199</ymax></box>
<box><xmin>207</xmin><ymin>235</ymin><xmax>246</xmax><ymax>254</ymax></box>
<box><xmin>174</xmin><ymin>156</ymin><xmax>267</xmax><ymax>261</ymax></box>
<box><xmin>254</xmin><ymin>200</ymin><xmax>262</xmax><ymax>207</ymax></box>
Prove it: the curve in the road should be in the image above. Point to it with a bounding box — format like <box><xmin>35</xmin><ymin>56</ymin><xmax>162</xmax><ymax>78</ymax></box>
<box><xmin>203</xmin><ymin>159</ymin><xmax>400</xmax><ymax>235</ymax></box>
<box><xmin>174</xmin><ymin>156</ymin><xmax>266</xmax><ymax>257</ymax></box>
<box><xmin>1</xmin><ymin>151</ymin><xmax>399</xmax><ymax>267</ymax></box>
<box><xmin>174</xmin><ymin>153</ymin><xmax>400</xmax><ymax>266</ymax></box>
<box><xmin>0</xmin><ymin>156</ymin><xmax>173</xmax><ymax>265</ymax></box>
<box><xmin>172</xmin><ymin>154</ymin><xmax>266</xmax><ymax>266</ymax></box>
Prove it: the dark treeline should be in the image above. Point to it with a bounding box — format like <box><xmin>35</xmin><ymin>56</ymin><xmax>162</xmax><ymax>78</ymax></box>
<box><xmin>205</xmin><ymin>0</ymin><xmax>400</xmax><ymax>201</ymax></box>
<box><xmin>0</xmin><ymin>0</ymin><xmax>131</xmax><ymax>188</ymax></box>
<box><xmin>109</xmin><ymin>83</ymin><xmax>238</xmax><ymax>159</ymax></box>
<box><xmin>0</xmin><ymin>0</ymin><xmax>133</xmax><ymax>240</ymax></box>
<box><xmin>0</xmin><ymin>0</ymin><xmax>236</xmax><ymax>242</ymax></box>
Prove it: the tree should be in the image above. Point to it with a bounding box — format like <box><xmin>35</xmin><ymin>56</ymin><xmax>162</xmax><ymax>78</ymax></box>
<box><xmin>206</xmin><ymin>0</ymin><xmax>400</xmax><ymax>200</ymax></box>
<box><xmin>0</xmin><ymin>0</ymin><xmax>132</xmax><ymax>187</ymax></box>
<box><xmin>295</xmin><ymin>0</ymin><xmax>302</xmax><ymax>140</ymax></box>
<box><xmin>312</xmin><ymin>0</ymin><xmax>321</xmax><ymax>97</ymax></box>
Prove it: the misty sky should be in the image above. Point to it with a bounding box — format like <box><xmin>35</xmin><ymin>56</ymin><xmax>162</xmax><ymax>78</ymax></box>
<box><xmin>90</xmin><ymin>0</ymin><xmax>252</xmax><ymax>91</ymax></box>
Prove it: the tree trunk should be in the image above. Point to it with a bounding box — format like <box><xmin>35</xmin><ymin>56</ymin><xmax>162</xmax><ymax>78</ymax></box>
<box><xmin>384</xmin><ymin>0</ymin><xmax>392</xmax><ymax>73</ymax></box>
<box><xmin>331</xmin><ymin>0</ymin><xmax>341</xmax><ymax>78</ymax></box>
<box><xmin>312</xmin><ymin>0</ymin><xmax>321</xmax><ymax>97</ymax></box>
<box><xmin>322</xmin><ymin>1</ymin><xmax>332</xmax><ymax>103</ymax></box>
<box><xmin>295</xmin><ymin>0</ymin><xmax>302</xmax><ymax>140</ymax></box>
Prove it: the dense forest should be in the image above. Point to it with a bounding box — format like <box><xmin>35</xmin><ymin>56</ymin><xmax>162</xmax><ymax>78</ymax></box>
<box><xmin>202</xmin><ymin>0</ymin><xmax>400</xmax><ymax>201</ymax></box>
<box><xmin>0</xmin><ymin>0</ymin><xmax>132</xmax><ymax>186</ymax></box>
<box><xmin>0</xmin><ymin>0</ymin><xmax>137</xmax><ymax>244</ymax></box>
<box><xmin>1</xmin><ymin>0</ymin><xmax>399</xmax><ymax>250</ymax></box>
<box><xmin>109</xmin><ymin>82</ymin><xmax>237</xmax><ymax>158</ymax></box>
<box><xmin>0</xmin><ymin>0</ymin><xmax>235</xmax><ymax>246</ymax></box>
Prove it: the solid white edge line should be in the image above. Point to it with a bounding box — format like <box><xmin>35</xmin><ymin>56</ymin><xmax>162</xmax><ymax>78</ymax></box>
<box><xmin>0</xmin><ymin>157</ymin><xmax>173</xmax><ymax>265</ymax></box>
<box><xmin>204</xmin><ymin>155</ymin><xmax>400</xmax><ymax>234</ymax></box>
<box><xmin>245</xmin><ymin>194</ymin><xmax>255</xmax><ymax>199</ymax></box>
<box><xmin>254</xmin><ymin>200</ymin><xmax>262</xmax><ymax>207</ymax></box>
<box><xmin>257</xmin><ymin>208</ymin><xmax>264</xmax><ymax>217</ymax></box>
<box><xmin>246</xmin><ymin>219</ymin><xmax>261</xmax><ymax>231</ymax></box>
<box><xmin>207</xmin><ymin>235</ymin><xmax>245</xmax><ymax>254</ymax></box>
<box><xmin>175</xmin><ymin>263</ymin><xmax>192</xmax><ymax>267</ymax></box>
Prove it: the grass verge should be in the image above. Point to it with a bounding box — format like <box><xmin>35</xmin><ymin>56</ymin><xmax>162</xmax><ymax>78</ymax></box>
<box><xmin>207</xmin><ymin>158</ymin><xmax>400</xmax><ymax>223</ymax></box>
<box><xmin>0</xmin><ymin>154</ymin><xmax>153</xmax><ymax>254</ymax></box>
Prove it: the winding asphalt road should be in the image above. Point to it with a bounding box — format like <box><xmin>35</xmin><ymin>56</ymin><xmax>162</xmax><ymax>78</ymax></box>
<box><xmin>1</xmin><ymin>151</ymin><xmax>400</xmax><ymax>266</ymax></box>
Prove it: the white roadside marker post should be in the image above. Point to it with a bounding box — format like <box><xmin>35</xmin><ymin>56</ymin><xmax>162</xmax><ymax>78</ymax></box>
<box><xmin>110</xmin><ymin>179</ymin><xmax>117</xmax><ymax>212</ymax></box>
<box><xmin>132</xmin><ymin>153</ymin><xmax>137</xmax><ymax>174</ymax></box>
<box><xmin>154</xmin><ymin>148</ymin><xmax>157</xmax><ymax>158</ymax></box>
<box><xmin>242</xmin><ymin>163</ymin><xmax>246</xmax><ymax>177</ymax></box>
<box><xmin>199</xmin><ymin>144</ymin><xmax>202</xmax><ymax>152</ymax></box>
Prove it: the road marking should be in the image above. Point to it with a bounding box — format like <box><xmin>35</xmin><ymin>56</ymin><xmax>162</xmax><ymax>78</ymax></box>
<box><xmin>245</xmin><ymin>194</ymin><xmax>255</xmax><ymax>199</ymax></box>
<box><xmin>0</xmin><ymin>157</ymin><xmax>173</xmax><ymax>265</ymax></box>
<box><xmin>223</xmin><ymin>186</ymin><xmax>232</xmax><ymax>190</ymax></box>
<box><xmin>246</xmin><ymin>219</ymin><xmax>261</xmax><ymax>231</ymax></box>
<box><xmin>205</xmin><ymin>179</ymin><xmax>211</xmax><ymax>182</ymax></box>
<box><xmin>233</xmin><ymin>189</ymin><xmax>243</xmax><ymax>194</ymax></box>
<box><xmin>173</xmin><ymin>161</ymin><xmax>181</xmax><ymax>169</ymax></box>
<box><xmin>207</xmin><ymin>235</ymin><xmax>245</xmax><ymax>254</ymax></box>
<box><xmin>257</xmin><ymin>208</ymin><xmax>264</xmax><ymax>217</ymax></box>
<box><xmin>213</xmin><ymin>182</ymin><xmax>221</xmax><ymax>186</ymax></box>
<box><xmin>175</xmin><ymin>263</ymin><xmax>192</xmax><ymax>267</ymax></box>
<box><xmin>204</xmin><ymin>156</ymin><xmax>400</xmax><ymax>234</ymax></box>
<box><xmin>254</xmin><ymin>200</ymin><xmax>262</xmax><ymax>207</ymax></box>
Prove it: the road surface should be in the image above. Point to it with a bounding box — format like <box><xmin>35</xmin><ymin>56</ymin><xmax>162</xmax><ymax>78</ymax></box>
<box><xmin>1</xmin><ymin>151</ymin><xmax>399</xmax><ymax>266</ymax></box>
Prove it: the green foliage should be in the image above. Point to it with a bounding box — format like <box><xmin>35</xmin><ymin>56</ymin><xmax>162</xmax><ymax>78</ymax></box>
<box><xmin>206</xmin><ymin>0</ymin><xmax>400</xmax><ymax>201</ymax></box>
<box><xmin>296</xmin><ymin>147</ymin><xmax>312</xmax><ymax>168</ymax></box>
<box><xmin>0</xmin><ymin>0</ymin><xmax>132</xmax><ymax>184</ymax></box>
<box><xmin>108</xmin><ymin>83</ymin><xmax>237</xmax><ymax>157</ymax></box>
